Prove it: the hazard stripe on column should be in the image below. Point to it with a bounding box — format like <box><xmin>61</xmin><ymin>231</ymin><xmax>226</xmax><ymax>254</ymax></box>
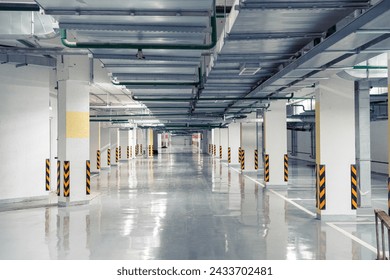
<box><xmin>351</xmin><ymin>164</ymin><xmax>358</xmax><ymax>209</ymax></box>
<box><xmin>228</xmin><ymin>147</ymin><xmax>231</xmax><ymax>163</ymax></box>
<box><xmin>240</xmin><ymin>149</ymin><xmax>245</xmax><ymax>170</ymax></box>
<box><xmin>318</xmin><ymin>164</ymin><xmax>326</xmax><ymax>210</ymax></box>
<box><xmin>284</xmin><ymin>154</ymin><xmax>288</xmax><ymax>182</ymax></box>
<box><xmin>63</xmin><ymin>161</ymin><xmax>70</xmax><ymax>197</ymax></box>
<box><xmin>254</xmin><ymin>150</ymin><xmax>258</xmax><ymax>170</ymax></box>
<box><xmin>107</xmin><ymin>149</ymin><xmax>111</xmax><ymax>166</ymax></box>
<box><xmin>264</xmin><ymin>154</ymin><xmax>269</xmax><ymax>182</ymax></box>
<box><xmin>45</xmin><ymin>159</ymin><xmax>50</xmax><ymax>191</ymax></box>
<box><xmin>56</xmin><ymin>160</ymin><xmax>60</xmax><ymax>196</ymax></box>
<box><xmin>127</xmin><ymin>146</ymin><xmax>130</xmax><ymax>159</ymax></box>
<box><xmin>97</xmin><ymin>150</ymin><xmax>101</xmax><ymax>170</ymax></box>
<box><xmin>116</xmin><ymin>147</ymin><xmax>119</xmax><ymax>163</ymax></box>
<box><xmin>86</xmin><ymin>160</ymin><xmax>91</xmax><ymax>195</ymax></box>
<box><xmin>219</xmin><ymin>146</ymin><xmax>222</xmax><ymax>159</ymax></box>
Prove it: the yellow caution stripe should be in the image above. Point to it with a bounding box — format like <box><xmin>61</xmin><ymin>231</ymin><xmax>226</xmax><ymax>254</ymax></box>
<box><xmin>56</xmin><ymin>160</ymin><xmax>60</xmax><ymax>196</ymax></box>
<box><xmin>351</xmin><ymin>164</ymin><xmax>358</xmax><ymax>209</ymax></box>
<box><xmin>127</xmin><ymin>146</ymin><xmax>130</xmax><ymax>159</ymax></box>
<box><xmin>284</xmin><ymin>154</ymin><xmax>288</xmax><ymax>182</ymax></box>
<box><xmin>45</xmin><ymin>159</ymin><xmax>50</xmax><ymax>191</ymax></box>
<box><xmin>116</xmin><ymin>147</ymin><xmax>119</xmax><ymax>163</ymax></box>
<box><xmin>107</xmin><ymin>148</ymin><xmax>111</xmax><ymax>166</ymax></box>
<box><xmin>240</xmin><ymin>149</ymin><xmax>245</xmax><ymax>170</ymax></box>
<box><xmin>219</xmin><ymin>146</ymin><xmax>222</xmax><ymax>159</ymax></box>
<box><xmin>317</xmin><ymin>164</ymin><xmax>326</xmax><ymax>210</ymax></box>
<box><xmin>86</xmin><ymin>160</ymin><xmax>91</xmax><ymax>195</ymax></box>
<box><xmin>228</xmin><ymin>147</ymin><xmax>231</xmax><ymax>163</ymax></box>
<box><xmin>254</xmin><ymin>150</ymin><xmax>258</xmax><ymax>170</ymax></box>
<box><xmin>97</xmin><ymin>150</ymin><xmax>101</xmax><ymax>170</ymax></box>
<box><xmin>63</xmin><ymin>161</ymin><xmax>70</xmax><ymax>197</ymax></box>
<box><xmin>264</xmin><ymin>154</ymin><xmax>270</xmax><ymax>182</ymax></box>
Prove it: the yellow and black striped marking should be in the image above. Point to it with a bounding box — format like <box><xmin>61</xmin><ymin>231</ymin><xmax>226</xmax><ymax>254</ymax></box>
<box><xmin>387</xmin><ymin>177</ymin><xmax>390</xmax><ymax>216</ymax></box>
<box><xmin>264</xmin><ymin>154</ymin><xmax>269</xmax><ymax>182</ymax></box>
<box><xmin>45</xmin><ymin>159</ymin><xmax>50</xmax><ymax>191</ymax></box>
<box><xmin>135</xmin><ymin>144</ymin><xmax>138</xmax><ymax>156</ymax></box>
<box><xmin>351</xmin><ymin>165</ymin><xmax>358</xmax><ymax>209</ymax></box>
<box><xmin>240</xmin><ymin>149</ymin><xmax>245</xmax><ymax>170</ymax></box>
<box><xmin>127</xmin><ymin>146</ymin><xmax>130</xmax><ymax>159</ymax></box>
<box><xmin>140</xmin><ymin>144</ymin><xmax>143</xmax><ymax>155</ymax></box>
<box><xmin>219</xmin><ymin>146</ymin><xmax>222</xmax><ymax>159</ymax></box>
<box><xmin>148</xmin><ymin>145</ymin><xmax>152</xmax><ymax>157</ymax></box>
<box><xmin>212</xmin><ymin>145</ymin><xmax>215</xmax><ymax>156</ymax></box>
<box><xmin>209</xmin><ymin>144</ymin><xmax>211</xmax><ymax>154</ymax></box>
<box><xmin>116</xmin><ymin>147</ymin><xmax>119</xmax><ymax>163</ymax></box>
<box><xmin>56</xmin><ymin>160</ymin><xmax>60</xmax><ymax>196</ymax></box>
<box><xmin>254</xmin><ymin>150</ymin><xmax>258</xmax><ymax>170</ymax></box>
<box><xmin>238</xmin><ymin>147</ymin><xmax>242</xmax><ymax>163</ymax></box>
<box><xmin>130</xmin><ymin>146</ymin><xmax>133</xmax><ymax>158</ymax></box>
<box><xmin>119</xmin><ymin>146</ymin><xmax>122</xmax><ymax>159</ymax></box>
<box><xmin>284</xmin><ymin>154</ymin><xmax>288</xmax><ymax>182</ymax></box>
<box><xmin>97</xmin><ymin>150</ymin><xmax>101</xmax><ymax>170</ymax></box>
<box><xmin>63</xmin><ymin>161</ymin><xmax>70</xmax><ymax>197</ymax></box>
<box><xmin>107</xmin><ymin>148</ymin><xmax>111</xmax><ymax>166</ymax></box>
<box><xmin>228</xmin><ymin>147</ymin><xmax>231</xmax><ymax>163</ymax></box>
<box><xmin>317</xmin><ymin>164</ymin><xmax>326</xmax><ymax>210</ymax></box>
<box><xmin>86</xmin><ymin>160</ymin><xmax>91</xmax><ymax>195</ymax></box>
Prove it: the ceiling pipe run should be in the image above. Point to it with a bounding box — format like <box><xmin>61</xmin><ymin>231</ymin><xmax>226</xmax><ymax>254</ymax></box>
<box><xmin>0</xmin><ymin>2</ymin><xmax>40</xmax><ymax>11</ymax></box>
<box><xmin>60</xmin><ymin>1</ymin><xmax>217</xmax><ymax>50</ymax></box>
<box><xmin>132</xmin><ymin>92</ymin><xmax>297</xmax><ymax>102</ymax></box>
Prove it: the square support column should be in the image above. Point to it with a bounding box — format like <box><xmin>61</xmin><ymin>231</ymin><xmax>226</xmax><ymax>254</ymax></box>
<box><xmin>119</xmin><ymin>130</ymin><xmax>130</xmax><ymax>161</ymax></box>
<box><xmin>315</xmin><ymin>75</ymin><xmax>356</xmax><ymax>219</ymax></box>
<box><xmin>220</xmin><ymin>128</ymin><xmax>229</xmax><ymax>161</ymax></box>
<box><xmin>110</xmin><ymin>128</ymin><xmax>119</xmax><ymax>166</ymax></box>
<box><xmin>264</xmin><ymin>101</ymin><xmax>287</xmax><ymax>185</ymax></box>
<box><xmin>100</xmin><ymin>127</ymin><xmax>110</xmax><ymax>169</ymax></box>
<box><xmin>213</xmin><ymin>128</ymin><xmax>220</xmax><ymax>158</ymax></box>
<box><xmin>57</xmin><ymin>55</ymin><xmax>90</xmax><ymax>206</ymax></box>
<box><xmin>89</xmin><ymin>122</ymin><xmax>100</xmax><ymax>173</ymax></box>
<box><xmin>228</xmin><ymin>122</ymin><xmax>241</xmax><ymax>166</ymax></box>
<box><xmin>240</xmin><ymin>113</ymin><xmax>257</xmax><ymax>172</ymax></box>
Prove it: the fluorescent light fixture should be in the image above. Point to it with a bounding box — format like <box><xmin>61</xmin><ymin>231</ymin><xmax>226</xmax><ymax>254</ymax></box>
<box><xmin>239</xmin><ymin>63</ymin><xmax>261</xmax><ymax>76</ymax></box>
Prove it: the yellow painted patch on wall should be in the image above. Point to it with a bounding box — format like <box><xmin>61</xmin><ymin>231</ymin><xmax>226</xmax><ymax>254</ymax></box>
<box><xmin>66</xmin><ymin>112</ymin><xmax>89</xmax><ymax>138</ymax></box>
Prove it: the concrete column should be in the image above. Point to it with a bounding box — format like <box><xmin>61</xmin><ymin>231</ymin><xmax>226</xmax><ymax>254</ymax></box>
<box><xmin>228</xmin><ymin>122</ymin><xmax>241</xmax><ymax>166</ymax></box>
<box><xmin>146</xmin><ymin>128</ymin><xmax>154</xmax><ymax>157</ymax></box>
<box><xmin>89</xmin><ymin>122</ymin><xmax>100</xmax><ymax>173</ymax></box>
<box><xmin>129</xmin><ymin>129</ymin><xmax>136</xmax><ymax>159</ymax></box>
<box><xmin>240</xmin><ymin>113</ymin><xmax>257</xmax><ymax>172</ymax></box>
<box><xmin>119</xmin><ymin>130</ymin><xmax>130</xmax><ymax>161</ymax></box>
<box><xmin>100</xmin><ymin>127</ymin><xmax>110</xmax><ymax>168</ymax></box>
<box><xmin>264</xmin><ymin>100</ymin><xmax>287</xmax><ymax>185</ymax></box>
<box><xmin>110</xmin><ymin>128</ymin><xmax>119</xmax><ymax>166</ymax></box>
<box><xmin>220</xmin><ymin>128</ymin><xmax>229</xmax><ymax>161</ymax></box>
<box><xmin>388</xmin><ymin>52</ymin><xmax>390</xmax><ymax>215</ymax></box>
<box><xmin>57</xmin><ymin>55</ymin><xmax>90</xmax><ymax>205</ymax></box>
<box><xmin>315</xmin><ymin>75</ymin><xmax>356</xmax><ymax>219</ymax></box>
<box><xmin>213</xmin><ymin>128</ymin><xmax>220</xmax><ymax>158</ymax></box>
<box><xmin>153</xmin><ymin>131</ymin><xmax>159</xmax><ymax>154</ymax></box>
<box><xmin>354</xmin><ymin>81</ymin><xmax>372</xmax><ymax>210</ymax></box>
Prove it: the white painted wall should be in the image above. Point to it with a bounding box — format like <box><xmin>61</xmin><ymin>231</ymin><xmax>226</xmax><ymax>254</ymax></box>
<box><xmin>0</xmin><ymin>64</ymin><xmax>50</xmax><ymax>201</ymax></box>
<box><xmin>370</xmin><ymin>120</ymin><xmax>388</xmax><ymax>174</ymax></box>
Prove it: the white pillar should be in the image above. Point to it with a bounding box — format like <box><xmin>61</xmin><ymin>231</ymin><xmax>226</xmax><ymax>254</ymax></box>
<box><xmin>240</xmin><ymin>113</ymin><xmax>257</xmax><ymax>172</ymax></box>
<box><xmin>315</xmin><ymin>75</ymin><xmax>356</xmax><ymax>219</ymax></box>
<box><xmin>129</xmin><ymin>129</ymin><xmax>136</xmax><ymax>159</ymax></box>
<box><xmin>100</xmin><ymin>127</ymin><xmax>110</xmax><ymax>168</ymax></box>
<box><xmin>220</xmin><ymin>128</ymin><xmax>229</xmax><ymax>161</ymax></box>
<box><xmin>146</xmin><ymin>128</ymin><xmax>154</xmax><ymax>157</ymax></box>
<box><xmin>387</xmin><ymin>52</ymin><xmax>390</xmax><ymax>215</ymax></box>
<box><xmin>213</xmin><ymin>128</ymin><xmax>220</xmax><ymax>158</ymax></box>
<box><xmin>119</xmin><ymin>130</ymin><xmax>130</xmax><ymax>161</ymax></box>
<box><xmin>89</xmin><ymin>122</ymin><xmax>100</xmax><ymax>173</ymax></box>
<box><xmin>57</xmin><ymin>55</ymin><xmax>90</xmax><ymax>205</ymax></box>
<box><xmin>228</xmin><ymin>122</ymin><xmax>241</xmax><ymax>166</ymax></box>
<box><xmin>110</xmin><ymin>128</ymin><xmax>119</xmax><ymax>165</ymax></box>
<box><xmin>264</xmin><ymin>100</ymin><xmax>287</xmax><ymax>185</ymax></box>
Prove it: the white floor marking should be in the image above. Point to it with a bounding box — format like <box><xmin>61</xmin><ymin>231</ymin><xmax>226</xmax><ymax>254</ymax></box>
<box><xmin>326</xmin><ymin>222</ymin><xmax>377</xmax><ymax>253</ymax></box>
<box><xmin>268</xmin><ymin>189</ymin><xmax>317</xmax><ymax>217</ymax></box>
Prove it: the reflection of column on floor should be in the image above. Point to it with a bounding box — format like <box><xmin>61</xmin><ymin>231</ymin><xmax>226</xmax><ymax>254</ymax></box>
<box><xmin>315</xmin><ymin>75</ymin><xmax>356</xmax><ymax>220</ymax></box>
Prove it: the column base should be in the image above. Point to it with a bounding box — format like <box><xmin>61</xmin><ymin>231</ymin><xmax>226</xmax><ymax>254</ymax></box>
<box><xmin>357</xmin><ymin>206</ymin><xmax>374</xmax><ymax>216</ymax></box>
<box><xmin>265</xmin><ymin>182</ymin><xmax>288</xmax><ymax>187</ymax></box>
<box><xmin>58</xmin><ymin>200</ymin><xmax>90</xmax><ymax>207</ymax></box>
<box><xmin>316</xmin><ymin>212</ymin><xmax>356</xmax><ymax>221</ymax></box>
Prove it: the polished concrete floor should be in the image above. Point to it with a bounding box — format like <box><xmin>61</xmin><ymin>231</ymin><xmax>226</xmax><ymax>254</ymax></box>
<box><xmin>0</xmin><ymin>145</ymin><xmax>388</xmax><ymax>260</ymax></box>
